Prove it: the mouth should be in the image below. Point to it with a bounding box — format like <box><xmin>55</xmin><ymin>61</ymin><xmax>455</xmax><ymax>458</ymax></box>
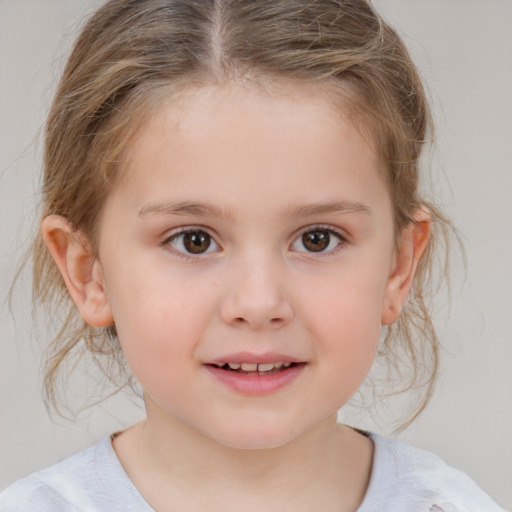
<box><xmin>204</xmin><ymin>357</ymin><xmax>307</xmax><ymax>395</ymax></box>
<box><xmin>208</xmin><ymin>361</ymin><xmax>300</xmax><ymax>376</ymax></box>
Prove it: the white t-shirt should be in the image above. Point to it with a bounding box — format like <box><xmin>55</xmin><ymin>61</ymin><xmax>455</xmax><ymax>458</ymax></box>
<box><xmin>0</xmin><ymin>433</ymin><xmax>506</xmax><ymax>511</ymax></box>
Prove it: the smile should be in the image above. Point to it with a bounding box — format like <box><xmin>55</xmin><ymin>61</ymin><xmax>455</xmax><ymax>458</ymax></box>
<box><xmin>211</xmin><ymin>361</ymin><xmax>294</xmax><ymax>374</ymax></box>
<box><xmin>205</xmin><ymin>358</ymin><xmax>306</xmax><ymax>395</ymax></box>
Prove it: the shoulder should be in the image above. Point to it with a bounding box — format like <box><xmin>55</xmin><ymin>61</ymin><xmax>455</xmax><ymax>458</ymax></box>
<box><xmin>0</xmin><ymin>437</ymin><xmax>149</xmax><ymax>512</ymax></box>
<box><xmin>358</xmin><ymin>433</ymin><xmax>506</xmax><ymax>512</ymax></box>
<box><xmin>0</xmin><ymin>442</ymin><xmax>96</xmax><ymax>511</ymax></box>
<box><xmin>0</xmin><ymin>478</ymin><xmax>79</xmax><ymax>512</ymax></box>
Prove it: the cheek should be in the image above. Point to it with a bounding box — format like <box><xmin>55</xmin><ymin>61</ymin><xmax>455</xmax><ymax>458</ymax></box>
<box><xmin>296</xmin><ymin>260</ymin><xmax>390</xmax><ymax>382</ymax></box>
<box><xmin>312</xmin><ymin>290</ymin><xmax>381</xmax><ymax>372</ymax></box>
<box><xmin>301</xmin><ymin>265</ymin><xmax>389</xmax><ymax>338</ymax></box>
<box><xmin>304</xmin><ymin>286</ymin><xmax>381</xmax><ymax>406</ymax></box>
<box><xmin>104</xmin><ymin>268</ymin><xmax>216</xmax><ymax>380</ymax></box>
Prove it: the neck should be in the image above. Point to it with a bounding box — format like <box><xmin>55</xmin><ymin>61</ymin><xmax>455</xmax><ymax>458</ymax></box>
<box><xmin>113</xmin><ymin>409</ymin><xmax>373</xmax><ymax>512</ymax></box>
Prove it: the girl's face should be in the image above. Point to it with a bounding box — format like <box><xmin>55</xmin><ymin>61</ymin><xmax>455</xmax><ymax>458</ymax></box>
<box><xmin>96</xmin><ymin>84</ymin><xmax>399</xmax><ymax>449</ymax></box>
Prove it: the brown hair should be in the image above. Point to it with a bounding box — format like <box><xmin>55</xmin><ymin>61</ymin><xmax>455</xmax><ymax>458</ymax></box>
<box><xmin>34</xmin><ymin>0</ymin><xmax>454</xmax><ymax>426</ymax></box>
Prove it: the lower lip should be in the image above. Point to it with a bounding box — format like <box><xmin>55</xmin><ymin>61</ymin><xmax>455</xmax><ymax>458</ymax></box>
<box><xmin>204</xmin><ymin>364</ymin><xmax>306</xmax><ymax>395</ymax></box>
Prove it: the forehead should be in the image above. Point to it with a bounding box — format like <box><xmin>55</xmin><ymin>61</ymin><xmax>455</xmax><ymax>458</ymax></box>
<box><xmin>110</xmin><ymin>82</ymin><xmax>390</xmax><ymax>218</ymax></box>
<box><xmin>124</xmin><ymin>82</ymin><xmax>378</xmax><ymax>162</ymax></box>
<box><xmin>121</xmin><ymin>80</ymin><xmax>372</xmax><ymax>155</ymax></box>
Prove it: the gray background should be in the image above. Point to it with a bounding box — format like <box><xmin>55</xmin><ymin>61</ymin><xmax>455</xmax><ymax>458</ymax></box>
<box><xmin>1</xmin><ymin>0</ymin><xmax>511</xmax><ymax>508</ymax></box>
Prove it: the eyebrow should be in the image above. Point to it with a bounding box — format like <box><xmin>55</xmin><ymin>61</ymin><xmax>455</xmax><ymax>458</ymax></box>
<box><xmin>285</xmin><ymin>200</ymin><xmax>373</xmax><ymax>218</ymax></box>
<box><xmin>138</xmin><ymin>199</ymin><xmax>372</xmax><ymax>220</ymax></box>
<box><xmin>138</xmin><ymin>200</ymin><xmax>236</xmax><ymax>221</ymax></box>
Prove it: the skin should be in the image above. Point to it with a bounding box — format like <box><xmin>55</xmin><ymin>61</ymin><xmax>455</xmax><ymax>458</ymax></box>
<box><xmin>42</xmin><ymin>83</ymin><xmax>430</xmax><ymax>511</ymax></box>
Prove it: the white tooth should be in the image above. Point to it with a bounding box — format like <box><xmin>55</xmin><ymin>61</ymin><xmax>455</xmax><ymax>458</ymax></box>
<box><xmin>215</xmin><ymin>362</ymin><xmax>225</xmax><ymax>367</ymax></box>
<box><xmin>283</xmin><ymin>361</ymin><xmax>292</xmax><ymax>368</ymax></box>
<box><xmin>241</xmin><ymin>363</ymin><xmax>258</xmax><ymax>371</ymax></box>
<box><xmin>228</xmin><ymin>362</ymin><xmax>241</xmax><ymax>370</ymax></box>
<box><xmin>257</xmin><ymin>363</ymin><xmax>275</xmax><ymax>372</ymax></box>
<box><xmin>274</xmin><ymin>362</ymin><xmax>284</xmax><ymax>369</ymax></box>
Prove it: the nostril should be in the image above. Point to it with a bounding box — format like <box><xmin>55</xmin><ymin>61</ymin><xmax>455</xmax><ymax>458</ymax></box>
<box><xmin>231</xmin><ymin>316</ymin><xmax>285</xmax><ymax>328</ymax></box>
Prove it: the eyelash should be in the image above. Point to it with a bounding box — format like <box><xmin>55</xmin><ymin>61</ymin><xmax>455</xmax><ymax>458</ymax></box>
<box><xmin>292</xmin><ymin>224</ymin><xmax>348</xmax><ymax>257</ymax></box>
<box><xmin>162</xmin><ymin>227</ymin><xmax>220</xmax><ymax>261</ymax></box>
<box><xmin>161</xmin><ymin>225</ymin><xmax>348</xmax><ymax>260</ymax></box>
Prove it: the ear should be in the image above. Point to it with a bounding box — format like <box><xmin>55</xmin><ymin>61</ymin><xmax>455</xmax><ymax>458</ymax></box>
<box><xmin>41</xmin><ymin>215</ymin><xmax>114</xmax><ymax>327</ymax></box>
<box><xmin>381</xmin><ymin>208</ymin><xmax>431</xmax><ymax>325</ymax></box>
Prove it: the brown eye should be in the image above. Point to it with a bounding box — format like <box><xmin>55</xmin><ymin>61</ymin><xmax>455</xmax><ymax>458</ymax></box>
<box><xmin>302</xmin><ymin>230</ymin><xmax>330</xmax><ymax>252</ymax></box>
<box><xmin>183</xmin><ymin>231</ymin><xmax>211</xmax><ymax>253</ymax></box>
<box><xmin>291</xmin><ymin>227</ymin><xmax>344</xmax><ymax>254</ymax></box>
<box><xmin>167</xmin><ymin>229</ymin><xmax>218</xmax><ymax>256</ymax></box>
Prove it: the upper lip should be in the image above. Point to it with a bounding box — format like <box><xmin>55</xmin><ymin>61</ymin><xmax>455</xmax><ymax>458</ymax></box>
<box><xmin>207</xmin><ymin>351</ymin><xmax>304</xmax><ymax>365</ymax></box>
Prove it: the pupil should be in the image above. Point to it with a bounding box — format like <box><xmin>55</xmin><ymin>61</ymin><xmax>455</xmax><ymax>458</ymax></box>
<box><xmin>184</xmin><ymin>232</ymin><xmax>211</xmax><ymax>254</ymax></box>
<box><xmin>303</xmin><ymin>230</ymin><xmax>329</xmax><ymax>252</ymax></box>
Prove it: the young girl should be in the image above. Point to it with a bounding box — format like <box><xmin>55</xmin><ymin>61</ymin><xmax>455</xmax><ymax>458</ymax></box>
<box><xmin>0</xmin><ymin>0</ymin><xmax>507</xmax><ymax>511</ymax></box>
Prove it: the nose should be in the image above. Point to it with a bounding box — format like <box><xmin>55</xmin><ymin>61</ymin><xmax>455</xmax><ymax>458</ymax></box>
<box><xmin>219</xmin><ymin>255</ymin><xmax>294</xmax><ymax>330</ymax></box>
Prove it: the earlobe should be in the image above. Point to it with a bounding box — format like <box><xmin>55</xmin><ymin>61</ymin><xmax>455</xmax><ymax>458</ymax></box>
<box><xmin>381</xmin><ymin>209</ymin><xmax>431</xmax><ymax>325</ymax></box>
<box><xmin>41</xmin><ymin>215</ymin><xmax>114</xmax><ymax>327</ymax></box>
